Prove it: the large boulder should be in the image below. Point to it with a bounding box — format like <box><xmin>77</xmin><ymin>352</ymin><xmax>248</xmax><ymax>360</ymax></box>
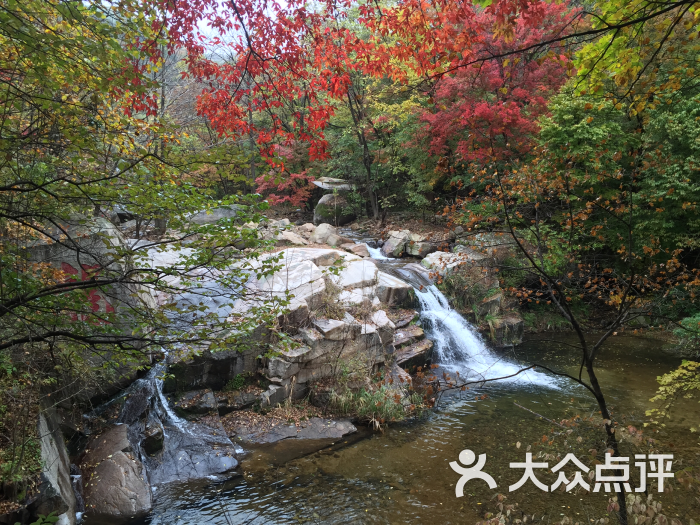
<box><xmin>421</xmin><ymin>251</ymin><xmax>468</xmax><ymax>276</ymax></box>
<box><xmin>376</xmin><ymin>272</ymin><xmax>412</xmax><ymax>305</ymax></box>
<box><xmin>313</xmin><ymin>194</ymin><xmax>356</xmax><ymax>226</ymax></box>
<box><xmin>381</xmin><ymin>230</ymin><xmax>411</xmax><ymax>257</ymax></box>
<box><xmin>310</xmin><ymin>223</ymin><xmax>337</xmax><ymax>244</ymax></box>
<box><xmin>406</xmin><ymin>240</ymin><xmax>435</xmax><ymax>258</ymax></box>
<box><xmin>80</xmin><ymin>425</ymin><xmax>152</xmax><ymax>521</ymax></box>
<box><xmin>337</xmin><ymin>259</ymin><xmax>378</xmax><ymax>290</ymax></box>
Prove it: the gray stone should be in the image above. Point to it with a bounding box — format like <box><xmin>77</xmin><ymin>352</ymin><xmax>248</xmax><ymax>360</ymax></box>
<box><xmin>81</xmin><ymin>425</ymin><xmax>151</xmax><ymax>520</ymax></box>
<box><xmin>172</xmin><ymin>389</ymin><xmax>218</xmax><ymax>418</ymax></box>
<box><xmin>489</xmin><ymin>314</ymin><xmax>525</xmax><ymax>346</ymax></box>
<box><xmin>216</xmin><ymin>391</ymin><xmax>259</xmax><ymax>415</ymax></box>
<box><xmin>393</xmin><ymin>325</ymin><xmax>425</xmax><ymax>349</ymax></box>
<box><xmin>31</xmin><ymin>412</ymin><xmax>77</xmax><ymax>524</ymax></box>
<box><xmin>227</xmin><ymin>416</ymin><xmax>356</xmax><ymax>444</ymax></box>
<box><xmin>267</xmin><ymin>358</ymin><xmax>300</xmax><ymax>379</ymax></box>
<box><xmin>395</xmin><ymin>339</ymin><xmax>434</xmax><ymax>370</ymax></box>
<box><xmin>260</xmin><ymin>385</ymin><xmax>286</xmax><ymax>407</ymax></box>
<box><xmin>406</xmin><ymin>240</ymin><xmax>435</xmax><ymax>258</ymax></box>
<box><xmin>376</xmin><ymin>272</ymin><xmax>412</xmax><ymax>305</ymax></box>
<box><xmin>421</xmin><ymin>251</ymin><xmax>468</xmax><ymax>276</ymax></box>
<box><xmin>142</xmin><ymin>422</ymin><xmax>164</xmax><ymax>456</ymax></box>
<box><xmin>381</xmin><ymin>230</ymin><xmax>411</xmax><ymax>257</ymax></box>
<box><xmin>477</xmin><ymin>290</ymin><xmax>503</xmax><ymax>317</ymax></box>
<box><xmin>309</xmin><ymin>223</ymin><xmax>337</xmax><ymax>244</ymax></box>
<box><xmin>299</xmin><ymin>223</ymin><xmax>316</xmax><ymax>233</ymax></box>
<box><xmin>347</xmin><ymin>243</ymin><xmax>370</xmax><ymax>257</ymax></box>
<box><xmin>189</xmin><ymin>205</ymin><xmax>245</xmax><ymax>225</ymax></box>
<box><xmin>313</xmin><ymin>193</ymin><xmax>356</xmax><ymax>226</ymax></box>
<box><xmin>313</xmin><ymin>313</ymin><xmax>361</xmax><ymax>340</ymax></box>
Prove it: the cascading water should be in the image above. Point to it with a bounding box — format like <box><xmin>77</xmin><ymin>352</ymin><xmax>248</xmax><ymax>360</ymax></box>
<box><xmin>365</xmin><ymin>243</ymin><xmax>555</xmax><ymax>387</ymax></box>
<box><xmin>415</xmin><ymin>285</ymin><xmax>555</xmax><ymax>387</ymax></box>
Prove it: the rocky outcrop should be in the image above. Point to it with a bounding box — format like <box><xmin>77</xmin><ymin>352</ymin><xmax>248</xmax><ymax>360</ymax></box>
<box><xmin>313</xmin><ymin>194</ymin><xmax>356</xmax><ymax>226</ymax></box>
<box><xmin>80</xmin><ymin>425</ymin><xmax>151</xmax><ymax>521</ymax></box>
<box><xmin>376</xmin><ymin>272</ymin><xmax>412</xmax><ymax>306</ymax></box>
<box><xmin>224</xmin><ymin>415</ymin><xmax>356</xmax><ymax>444</ymax></box>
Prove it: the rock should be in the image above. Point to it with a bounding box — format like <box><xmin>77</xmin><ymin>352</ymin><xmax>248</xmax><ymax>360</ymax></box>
<box><xmin>458</xmin><ymin>232</ymin><xmax>522</xmax><ymax>262</ymax></box>
<box><xmin>477</xmin><ymin>290</ymin><xmax>503</xmax><ymax>317</ymax></box>
<box><xmin>312</xmin><ymin>177</ymin><xmax>354</xmax><ymax>191</ymax></box>
<box><xmin>118</xmin><ymin>385</ymin><xmax>152</xmax><ymax>425</ymax></box>
<box><xmin>454</xmin><ymin>226</ymin><xmax>465</xmax><ymax>236</ymax></box>
<box><xmin>215</xmin><ymin>391</ymin><xmax>259</xmax><ymax>415</ymax></box>
<box><xmin>376</xmin><ymin>272</ymin><xmax>412</xmax><ymax>305</ymax></box>
<box><xmin>489</xmin><ymin>314</ymin><xmax>525</xmax><ymax>346</ymax></box>
<box><xmin>406</xmin><ymin>240</ymin><xmax>435</xmax><ymax>258</ymax></box>
<box><xmin>338</xmin><ymin>286</ymin><xmax>377</xmax><ymax>307</ymax></box>
<box><xmin>189</xmin><ymin>205</ymin><xmax>245</xmax><ymax>225</ymax></box>
<box><xmin>421</xmin><ymin>251</ymin><xmax>468</xmax><ymax>276</ymax></box>
<box><xmin>381</xmin><ymin>230</ymin><xmax>410</xmax><ymax>257</ymax></box>
<box><xmin>260</xmin><ymin>385</ymin><xmax>287</xmax><ymax>407</ymax></box>
<box><xmin>346</xmin><ymin>243</ymin><xmax>370</xmax><ymax>257</ymax></box>
<box><xmin>397</xmin><ymin>263</ymin><xmax>434</xmax><ymax>287</ymax></box>
<box><xmin>393</xmin><ymin>325</ymin><xmax>425</xmax><ymax>349</ymax></box>
<box><xmin>370</xmin><ymin>310</ymin><xmax>395</xmax><ymax>345</ymax></box>
<box><xmin>80</xmin><ymin>425</ymin><xmax>151</xmax><ymax>521</ymax></box>
<box><xmin>313</xmin><ymin>313</ymin><xmax>362</xmax><ymax>340</ymax></box>
<box><xmin>225</xmin><ymin>415</ymin><xmax>356</xmax><ymax>444</ymax></box>
<box><xmin>255</xmin><ymin>259</ymin><xmax>326</xmax><ymax>310</ymax></box>
<box><xmin>276</xmin><ymin>230</ymin><xmax>309</xmax><ymax>245</ymax></box>
<box><xmin>338</xmin><ymin>259</ymin><xmax>378</xmax><ymax>290</ymax></box>
<box><xmin>267</xmin><ymin>358</ymin><xmax>300</xmax><ymax>379</ymax></box>
<box><xmin>391</xmin><ymin>310</ymin><xmax>419</xmax><ymax>328</ymax></box>
<box><xmin>172</xmin><ymin>389</ymin><xmax>218</xmax><ymax>418</ymax></box>
<box><xmin>162</xmin><ymin>346</ymin><xmax>259</xmax><ymax>394</ymax></box>
<box><xmin>453</xmin><ymin>244</ymin><xmax>490</xmax><ymax>262</ymax></box>
<box><xmin>309</xmin><ymin>223</ymin><xmax>337</xmax><ymax>244</ymax></box>
<box><xmin>29</xmin><ymin>412</ymin><xmax>77</xmax><ymax>524</ymax></box>
<box><xmin>395</xmin><ymin>339</ymin><xmax>434</xmax><ymax>370</ymax></box>
<box><xmin>277</xmin><ymin>218</ymin><xmax>291</xmax><ymax>227</ymax></box>
<box><xmin>299</xmin><ymin>223</ymin><xmax>316</xmax><ymax>233</ymax></box>
<box><xmin>141</xmin><ymin>422</ymin><xmax>164</xmax><ymax>456</ymax></box>
<box><xmin>313</xmin><ymin>194</ymin><xmax>356</xmax><ymax>226</ymax></box>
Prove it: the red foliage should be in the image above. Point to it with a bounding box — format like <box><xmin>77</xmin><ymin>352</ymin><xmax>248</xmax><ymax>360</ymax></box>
<box><xmin>255</xmin><ymin>170</ymin><xmax>315</xmax><ymax>207</ymax></box>
<box><xmin>416</xmin><ymin>3</ymin><xmax>575</xmax><ymax>165</ymax></box>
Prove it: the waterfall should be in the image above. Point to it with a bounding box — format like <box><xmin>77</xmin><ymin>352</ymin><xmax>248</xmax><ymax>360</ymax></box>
<box><xmin>364</xmin><ymin>243</ymin><xmax>554</xmax><ymax>387</ymax></box>
<box><xmin>416</xmin><ymin>285</ymin><xmax>555</xmax><ymax>387</ymax></box>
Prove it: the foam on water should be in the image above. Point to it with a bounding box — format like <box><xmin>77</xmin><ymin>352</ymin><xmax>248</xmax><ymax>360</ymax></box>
<box><xmin>366</xmin><ymin>244</ymin><xmax>392</xmax><ymax>260</ymax></box>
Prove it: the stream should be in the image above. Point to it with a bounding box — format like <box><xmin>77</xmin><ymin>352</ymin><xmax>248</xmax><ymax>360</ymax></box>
<box><xmin>136</xmin><ymin>243</ymin><xmax>699</xmax><ymax>524</ymax></box>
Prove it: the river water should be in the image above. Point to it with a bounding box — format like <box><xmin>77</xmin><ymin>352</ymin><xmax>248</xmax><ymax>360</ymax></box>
<box><xmin>140</xmin><ymin>245</ymin><xmax>700</xmax><ymax>524</ymax></box>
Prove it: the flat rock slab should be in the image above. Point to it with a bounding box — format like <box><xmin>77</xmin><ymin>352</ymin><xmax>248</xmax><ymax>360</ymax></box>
<box><xmin>393</xmin><ymin>325</ymin><xmax>425</xmax><ymax>348</ymax></box>
<box><xmin>338</xmin><ymin>259</ymin><xmax>378</xmax><ymax>290</ymax></box>
<box><xmin>395</xmin><ymin>339</ymin><xmax>434</xmax><ymax>370</ymax></box>
<box><xmin>376</xmin><ymin>271</ymin><xmax>412</xmax><ymax>305</ymax></box>
<box><xmin>171</xmin><ymin>389</ymin><xmax>217</xmax><ymax>418</ymax></box>
<box><xmin>225</xmin><ymin>416</ymin><xmax>356</xmax><ymax>444</ymax></box>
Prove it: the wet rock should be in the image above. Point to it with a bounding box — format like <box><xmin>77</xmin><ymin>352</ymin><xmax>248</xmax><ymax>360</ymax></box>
<box><xmin>313</xmin><ymin>194</ymin><xmax>356</xmax><ymax>226</ymax></box>
<box><xmin>376</xmin><ymin>272</ymin><xmax>412</xmax><ymax>305</ymax></box>
<box><xmin>80</xmin><ymin>424</ymin><xmax>151</xmax><ymax>521</ymax></box>
<box><xmin>142</xmin><ymin>422</ymin><xmax>164</xmax><ymax>456</ymax></box>
<box><xmin>309</xmin><ymin>223</ymin><xmax>337</xmax><ymax>244</ymax></box>
<box><xmin>227</xmin><ymin>416</ymin><xmax>356</xmax><ymax>444</ymax></box>
<box><xmin>395</xmin><ymin>339</ymin><xmax>434</xmax><ymax>370</ymax></box>
<box><xmin>381</xmin><ymin>230</ymin><xmax>410</xmax><ymax>257</ymax></box>
<box><xmin>489</xmin><ymin>314</ymin><xmax>524</xmax><ymax>346</ymax></box>
<box><xmin>118</xmin><ymin>385</ymin><xmax>152</xmax><ymax>425</ymax></box>
<box><xmin>172</xmin><ymin>389</ymin><xmax>218</xmax><ymax>418</ymax></box>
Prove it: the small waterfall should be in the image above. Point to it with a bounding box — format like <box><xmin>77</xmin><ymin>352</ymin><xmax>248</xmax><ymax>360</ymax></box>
<box><xmin>416</xmin><ymin>285</ymin><xmax>555</xmax><ymax>387</ymax></box>
<box><xmin>366</xmin><ymin>243</ymin><xmax>391</xmax><ymax>260</ymax></box>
